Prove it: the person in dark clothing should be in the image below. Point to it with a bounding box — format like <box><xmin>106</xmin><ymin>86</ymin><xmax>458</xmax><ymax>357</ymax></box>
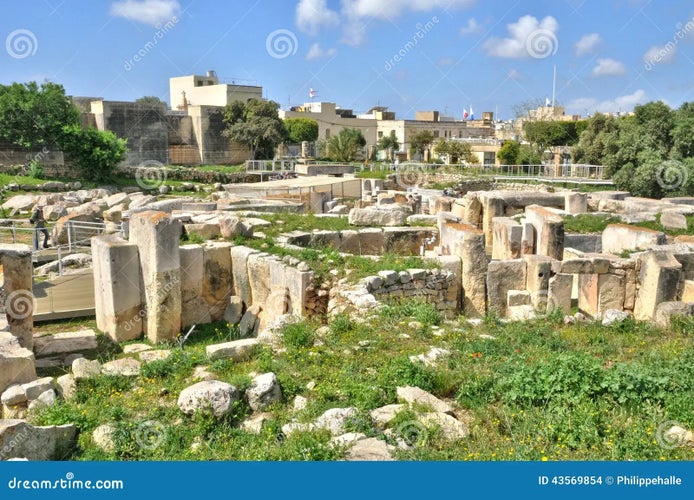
<box><xmin>30</xmin><ymin>204</ymin><xmax>50</xmax><ymax>249</ymax></box>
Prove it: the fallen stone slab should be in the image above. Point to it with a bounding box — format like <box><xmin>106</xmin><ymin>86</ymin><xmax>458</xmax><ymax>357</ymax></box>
<box><xmin>206</xmin><ymin>338</ymin><xmax>259</xmax><ymax>362</ymax></box>
<box><xmin>344</xmin><ymin>437</ymin><xmax>394</xmax><ymax>461</ymax></box>
<box><xmin>177</xmin><ymin>380</ymin><xmax>240</xmax><ymax>418</ymax></box>
<box><xmin>396</xmin><ymin>386</ymin><xmax>454</xmax><ymax>415</ymax></box>
<box><xmin>0</xmin><ymin>420</ymin><xmax>77</xmax><ymax>460</ymax></box>
<box><xmin>101</xmin><ymin>358</ymin><xmax>141</xmax><ymax>377</ymax></box>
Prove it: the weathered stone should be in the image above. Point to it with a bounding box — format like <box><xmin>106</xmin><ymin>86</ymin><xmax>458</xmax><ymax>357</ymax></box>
<box><xmin>101</xmin><ymin>358</ymin><xmax>141</xmax><ymax>377</ymax></box>
<box><xmin>92</xmin><ymin>424</ymin><xmax>116</xmax><ymax>452</ymax></box>
<box><xmin>1</xmin><ymin>194</ymin><xmax>36</xmax><ymax>214</ymax></box>
<box><xmin>507</xmin><ymin>290</ymin><xmax>531</xmax><ymax>307</ymax></box>
<box><xmin>564</xmin><ymin>192</ymin><xmax>588</xmax><ymax>215</ymax></box>
<box><xmin>419</xmin><ymin>412</ymin><xmax>469</xmax><ymax>440</ymax></box>
<box><xmin>177</xmin><ymin>381</ymin><xmax>240</xmax><ymax>418</ymax></box>
<box><xmin>230</xmin><ymin>247</ymin><xmax>258</xmax><ymax>310</ymax></box>
<box><xmin>55</xmin><ymin>374</ymin><xmax>76</xmax><ymax>400</ymax></box>
<box><xmin>91</xmin><ymin>235</ymin><xmax>143</xmax><ymax>342</ymax></box>
<box><xmin>396</xmin><ymin>386</ymin><xmax>454</xmax><ymax>415</ymax></box>
<box><xmin>344</xmin><ymin>437</ymin><xmax>394</xmax><ymax>461</ymax></box>
<box><xmin>179</xmin><ymin>244</ymin><xmax>211</xmax><ymax>328</ymax></box>
<box><xmin>22</xmin><ymin>377</ymin><xmax>55</xmax><ymax>401</ymax></box>
<box><xmin>661</xmin><ymin>210</ymin><xmax>688</xmax><ymax>231</ymax></box>
<box><xmin>122</xmin><ymin>343</ymin><xmax>152</xmax><ymax>354</ymax></box>
<box><xmin>525</xmin><ymin>205</ymin><xmax>564</xmax><ymax>260</ymax></box>
<box><xmin>71</xmin><ymin>358</ymin><xmax>102</xmax><ymax>380</ymax></box>
<box><xmin>315</xmin><ymin>407</ymin><xmax>358</xmax><ymax>436</ymax></box>
<box><xmin>28</xmin><ymin>389</ymin><xmax>57</xmax><ymax>412</ymax></box>
<box><xmin>238</xmin><ymin>305</ymin><xmax>262</xmax><ymax>338</ymax></box>
<box><xmin>578</xmin><ymin>273</ymin><xmax>625</xmax><ymax>318</ymax></box>
<box><xmin>0</xmin><ymin>332</ymin><xmax>36</xmax><ymax>394</ymax></box>
<box><xmin>459</xmin><ymin>228</ymin><xmax>488</xmax><ymax>318</ymax></box>
<box><xmin>683</xmin><ymin>280</ymin><xmax>694</xmax><ymax>303</ymax></box>
<box><xmin>224</xmin><ymin>296</ymin><xmax>244</xmax><ymax>325</ymax></box>
<box><xmin>548</xmin><ymin>273</ymin><xmax>573</xmax><ymax>314</ymax></box>
<box><xmin>206</xmin><ymin>338</ymin><xmax>259</xmax><ymax>362</ymax></box>
<box><xmin>202</xmin><ymin>242</ymin><xmax>233</xmax><ymax>321</ymax></box>
<box><xmin>129</xmin><ymin>211</ymin><xmax>182</xmax><ymax>343</ymax></box>
<box><xmin>654</xmin><ymin>302</ymin><xmax>694</xmax><ymax>329</ymax></box>
<box><xmin>634</xmin><ymin>252</ymin><xmax>682</xmax><ymax>321</ymax></box>
<box><xmin>240</xmin><ymin>413</ymin><xmax>272</xmax><ymax>434</ymax></box>
<box><xmin>247</xmin><ymin>252</ymin><xmax>273</xmax><ymax>307</ymax></box>
<box><xmin>219</xmin><ymin>215</ymin><xmax>253</xmax><ymax>239</ymax></box>
<box><xmin>246</xmin><ymin>372</ymin><xmax>282</xmax><ymax>411</ymax></box>
<box><xmin>0</xmin><ymin>420</ymin><xmax>77</xmax><ymax>460</ymax></box>
<box><xmin>1</xmin><ymin>385</ymin><xmax>27</xmax><ymax>406</ymax></box>
<box><xmin>139</xmin><ymin>350</ymin><xmax>171</xmax><ymax>363</ymax></box>
<box><xmin>184</xmin><ymin>223</ymin><xmax>220</xmax><ymax>240</ymax></box>
<box><xmin>348</xmin><ymin>207</ymin><xmax>410</xmax><ymax>227</ymax></box>
<box><xmin>602</xmin><ymin>309</ymin><xmax>630</xmax><ymax>326</ymax></box>
<box><xmin>602</xmin><ymin>224</ymin><xmax>666</xmax><ymax>255</ymax></box>
<box><xmin>0</xmin><ymin>245</ymin><xmax>34</xmax><ymax>349</ymax></box>
<box><xmin>370</xmin><ymin>404</ymin><xmax>406</xmax><ymax>429</ymax></box>
<box><xmin>486</xmin><ymin>260</ymin><xmax>527</xmax><ymax>318</ymax></box>
<box><xmin>33</xmin><ymin>330</ymin><xmax>98</xmax><ymax>360</ymax></box>
<box><xmin>492</xmin><ymin>217</ymin><xmax>522</xmax><ymax>260</ymax></box>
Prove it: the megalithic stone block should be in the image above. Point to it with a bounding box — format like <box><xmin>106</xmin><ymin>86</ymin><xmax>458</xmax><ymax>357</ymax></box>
<box><xmin>180</xmin><ymin>244</ymin><xmax>210</xmax><ymax>328</ymax></box>
<box><xmin>202</xmin><ymin>242</ymin><xmax>233</xmax><ymax>322</ymax></box>
<box><xmin>0</xmin><ymin>244</ymin><xmax>34</xmax><ymax>349</ymax></box>
<box><xmin>92</xmin><ymin>235</ymin><xmax>143</xmax><ymax>342</ymax></box>
<box><xmin>634</xmin><ymin>251</ymin><xmax>682</xmax><ymax>321</ymax></box>
<box><xmin>129</xmin><ymin>211</ymin><xmax>182</xmax><ymax>343</ymax></box>
<box><xmin>486</xmin><ymin>259</ymin><xmax>527</xmax><ymax>318</ymax></box>
<box><xmin>525</xmin><ymin>205</ymin><xmax>565</xmax><ymax>260</ymax></box>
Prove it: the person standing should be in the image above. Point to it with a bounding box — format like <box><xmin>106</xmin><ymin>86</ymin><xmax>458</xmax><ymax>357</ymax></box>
<box><xmin>30</xmin><ymin>204</ymin><xmax>50</xmax><ymax>250</ymax></box>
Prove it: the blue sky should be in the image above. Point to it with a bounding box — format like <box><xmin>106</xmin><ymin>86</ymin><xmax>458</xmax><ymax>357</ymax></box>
<box><xmin>1</xmin><ymin>0</ymin><xmax>693</xmax><ymax>120</ymax></box>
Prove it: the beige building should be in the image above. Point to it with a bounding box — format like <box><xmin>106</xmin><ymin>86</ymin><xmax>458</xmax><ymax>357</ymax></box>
<box><xmin>279</xmin><ymin>102</ymin><xmax>379</xmax><ymax>147</ymax></box>
<box><xmin>169</xmin><ymin>70</ymin><xmax>263</xmax><ymax>108</ymax></box>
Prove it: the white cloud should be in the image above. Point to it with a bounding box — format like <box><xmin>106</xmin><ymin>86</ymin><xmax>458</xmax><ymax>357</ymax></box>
<box><xmin>296</xmin><ymin>0</ymin><xmax>340</xmax><ymax>35</ymax></box>
<box><xmin>460</xmin><ymin>18</ymin><xmax>482</xmax><ymax>35</ymax></box>
<box><xmin>305</xmin><ymin>43</ymin><xmax>337</xmax><ymax>60</ymax></box>
<box><xmin>110</xmin><ymin>0</ymin><xmax>180</xmax><ymax>26</ymax></box>
<box><xmin>483</xmin><ymin>15</ymin><xmax>559</xmax><ymax>58</ymax></box>
<box><xmin>643</xmin><ymin>44</ymin><xmax>677</xmax><ymax>65</ymax></box>
<box><xmin>592</xmin><ymin>58</ymin><xmax>626</xmax><ymax>76</ymax></box>
<box><xmin>341</xmin><ymin>0</ymin><xmax>474</xmax><ymax>20</ymax></box>
<box><xmin>567</xmin><ymin>89</ymin><xmax>647</xmax><ymax>114</ymax></box>
<box><xmin>507</xmin><ymin>68</ymin><xmax>523</xmax><ymax>80</ymax></box>
<box><xmin>574</xmin><ymin>33</ymin><xmax>601</xmax><ymax>56</ymax></box>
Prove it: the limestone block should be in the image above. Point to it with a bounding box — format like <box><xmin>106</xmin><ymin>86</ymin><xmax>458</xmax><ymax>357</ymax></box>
<box><xmin>224</xmin><ymin>296</ymin><xmax>244</xmax><ymax>325</ymax></box>
<box><xmin>486</xmin><ymin>260</ymin><xmax>527</xmax><ymax>318</ymax></box>
<box><xmin>0</xmin><ymin>244</ymin><xmax>34</xmax><ymax>349</ymax></box>
<box><xmin>634</xmin><ymin>252</ymin><xmax>682</xmax><ymax>321</ymax></box>
<box><xmin>0</xmin><ymin>332</ymin><xmax>36</xmax><ymax>394</ymax></box>
<box><xmin>683</xmin><ymin>280</ymin><xmax>694</xmax><ymax>303</ymax></box>
<box><xmin>459</xmin><ymin>229</ymin><xmax>488</xmax><ymax>318</ymax></box>
<box><xmin>507</xmin><ymin>290</ymin><xmax>531</xmax><ymax>307</ymax></box>
<box><xmin>525</xmin><ymin>205</ymin><xmax>564</xmax><ymax>260</ymax></box>
<box><xmin>481</xmin><ymin>196</ymin><xmax>505</xmax><ymax>251</ymax></box>
<box><xmin>602</xmin><ymin>224</ymin><xmax>666</xmax><ymax>255</ymax></box>
<box><xmin>654</xmin><ymin>302</ymin><xmax>694</xmax><ymax>329</ymax></box>
<box><xmin>202</xmin><ymin>242</ymin><xmax>233</xmax><ymax>322</ymax></box>
<box><xmin>91</xmin><ymin>235</ymin><xmax>143</xmax><ymax>342</ymax></box>
<box><xmin>548</xmin><ymin>273</ymin><xmax>573</xmax><ymax>314</ymax></box>
<box><xmin>492</xmin><ymin>217</ymin><xmax>523</xmax><ymax>260</ymax></box>
<box><xmin>184</xmin><ymin>223</ymin><xmax>220</xmax><ymax>240</ymax></box>
<box><xmin>129</xmin><ymin>211</ymin><xmax>182</xmax><ymax>343</ymax></box>
<box><xmin>180</xmin><ymin>244</ymin><xmax>211</xmax><ymax>328</ymax></box>
<box><xmin>248</xmin><ymin>252</ymin><xmax>274</xmax><ymax>307</ymax></box>
<box><xmin>348</xmin><ymin>207</ymin><xmax>410</xmax><ymax>227</ymax></box>
<box><xmin>660</xmin><ymin>210</ymin><xmax>688</xmax><ymax>231</ymax></box>
<box><xmin>206</xmin><ymin>338</ymin><xmax>259</xmax><ymax>362</ymax></box>
<box><xmin>521</xmin><ymin>221</ymin><xmax>535</xmax><ymax>255</ymax></box>
<box><xmin>565</xmin><ymin>192</ymin><xmax>588</xmax><ymax>215</ymax></box>
<box><xmin>231</xmin><ymin>246</ymin><xmax>259</xmax><ymax>309</ymax></box>
<box><xmin>0</xmin><ymin>420</ymin><xmax>77</xmax><ymax>460</ymax></box>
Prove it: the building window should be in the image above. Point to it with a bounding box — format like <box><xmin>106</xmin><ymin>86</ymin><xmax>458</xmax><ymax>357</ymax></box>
<box><xmin>458</xmin><ymin>130</ymin><xmax>462</xmax><ymax>138</ymax></box>
<box><xmin>196</xmin><ymin>79</ymin><xmax>203</xmax><ymax>86</ymax></box>
<box><xmin>433</xmin><ymin>130</ymin><xmax>440</xmax><ymax>138</ymax></box>
<box><xmin>484</xmin><ymin>152</ymin><xmax>495</xmax><ymax>166</ymax></box>
<box><xmin>378</xmin><ymin>131</ymin><xmax>384</xmax><ymax>138</ymax></box>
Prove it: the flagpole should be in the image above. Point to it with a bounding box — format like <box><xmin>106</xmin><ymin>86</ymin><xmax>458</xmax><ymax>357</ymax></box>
<box><xmin>552</xmin><ymin>65</ymin><xmax>556</xmax><ymax>108</ymax></box>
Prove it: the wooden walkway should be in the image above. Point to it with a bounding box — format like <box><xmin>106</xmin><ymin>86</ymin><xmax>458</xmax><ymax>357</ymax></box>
<box><xmin>33</xmin><ymin>269</ymin><xmax>95</xmax><ymax>322</ymax></box>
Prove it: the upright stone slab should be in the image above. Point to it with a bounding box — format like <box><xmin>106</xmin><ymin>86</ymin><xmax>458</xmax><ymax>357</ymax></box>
<box><xmin>247</xmin><ymin>252</ymin><xmax>274</xmax><ymax>307</ymax></box>
<box><xmin>129</xmin><ymin>211</ymin><xmax>182</xmax><ymax>343</ymax></box>
<box><xmin>548</xmin><ymin>273</ymin><xmax>573</xmax><ymax>313</ymax></box>
<box><xmin>523</xmin><ymin>255</ymin><xmax>552</xmax><ymax>311</ymax></box>
<box><xmin>634</xmin><ymin>251</ymin><xmax>682</xmax><ymax>321</ymax></box>
<box><xmin>202</xmin><ymin>242</ymin><xmax>233</xmax><ymax>322</ymax></box>
<box><xmin>180</xmin><ymin>245</ymin><xmax>211</xmax><ymax>328</ymax></box>
<box><xmin>268</xmin><ymin>259</ymin><xmax>313</xmax><ymax>318</ymax></box>
<box><xmin>525</xmin><ymin>205</ymin><xmax>565</xmax><ymax>260</ymax></box>
<box><xmin>602</xmin><ymin>224</ymin><xmax>666</xmax><ymax>255</ymax></box>
<box><xmin>481</xmin><ymin>195</ymin><xmax>505</xmax><ymax>252</ymax></box>
<box><xmin>230</xmin><ymin>246</ymin><xmax>259</xmax><ymax>309</ymax></box>
<box><xmin>492</xmin><ymin>217</ymin><xmax>522</xmax><ymax>260</ymax></box>
<box><xmin>565</xmin><ymin>192</ymin><xmax>587</xmax><ymax>215</ymax></box>
<box><xmin>0</xmin><ymin>244</ymin><xmax>34</xmax><ymax>349</ymax></box>
<box><xmin>92</xmin><ymin>235</ymin><xmax>143</xmax><ymax>342</ymax></box>
<box><xmin>459</xmin><ymin>228</ymin><xmax>488</xmax><ymax>318</ymax></box>
<box><xmin>520</xmin><ymin>221</ymin><xmax>535</xmax><ymax>256</ymax></box>
<box><xmin>0</xmin><ymin>332</ymin><xmax>36</xmax><ymax>394</ymax></box>
<box><xmin>486</xmin><ymin>259</ymin><xmax>527</xmax><ymax>318</ymax></box>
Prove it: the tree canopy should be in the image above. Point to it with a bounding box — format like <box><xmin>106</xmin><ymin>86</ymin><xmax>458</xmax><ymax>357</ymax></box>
<box><xmin>377</xmin><ymin>131</ymin><xmax>400</xmax><ymax>161</ymax></box>
<box><xmin>284</xmin><ymin>117</ymin><xmax>319</xmax><ymax>144</ymax></box>
<box><xmin>0</xmin><ymin>81</ymin><xmax>80</xmax><ymax>149</ymax></box>
<box><xmin>61</xmin><ymin>124</ymin><xmax>127</xmax><ymax>182</ymax></box>
<box><xmin>573</xmin><ymin>101</ymin><xmax>694</xmax><ymax>197</ymax></box>
<box><xmin>322</xmin><ymin>128</ymin><xmax>366</xmax><ymax>162</ymax></box>
<box><xmin>434</xmin><ymin>139</ymin><xmax>477</xmax><ymax>164</ymax></box>
<box><xmin>223</xmin><ymin>98</ymin><xmax>287</xmax><ymax>159</ymax></box>
<box><xmin>408</xmin><ymin>130</ymin><xmax>435</xmax><ymax>160</ymax></box>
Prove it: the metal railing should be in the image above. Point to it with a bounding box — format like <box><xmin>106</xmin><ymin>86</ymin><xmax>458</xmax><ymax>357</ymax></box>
<box><xmin>245</xmin><ymin>159</ymin><xmax>296</xmax><ymax>172</ymax></box>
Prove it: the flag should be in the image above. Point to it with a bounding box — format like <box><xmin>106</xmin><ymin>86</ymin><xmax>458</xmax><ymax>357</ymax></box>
<box><xmin>545</xmin><ymin>97</ymin><xmax>551</xmax><ymax>107</ymax></box>
<box><xmin>463</xmin><ymin>108</ymin><xmax>469</xmax><ymax>119</ymax></box>
<box><xmin>469</xmin><ymin>105</ymin><xmax>474</xmax><ymax>120</ymax></box>
<box><xmin>309</xmin><ymin>88</ymin><xmax>316</xmax><ymax>99</ymax></box>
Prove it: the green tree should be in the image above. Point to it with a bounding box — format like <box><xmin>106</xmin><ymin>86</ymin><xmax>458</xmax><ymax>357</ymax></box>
<box><xmin>408</xmin><ymin>130</ymin><xmax>435</xmax><ymax>160</ymax></box>
<box><xmin>671</xmin><ymin>102</ymin><xmax>694</xmax><ymax>159</ymax></box>
<box><xmin>377</xmin><ymin>131</ymin><xmax>400</xmax><ymax>161</ymax></box>
<box><xmin>517</xmin><ymin>145</ymin><xmax>542</xmax><ymax>165</ymax></box>
<box><xmin>497</xmin><ymin>139</ymin><xmax>521</xmax><ymax>165</ymax></box>
<box><xmin>136</xmin><ymin>96</ymin><xmax>166</xmax><ymax>108</ymax></box>
<box><xmin>0</xmin><ymin>81</ymin><xmax>80</xmax><ymax>149</ymax></box>
<box><xmin>283</xmin><ymin>117</ymin><xmax>319</xmax><ymax>144</ymax></box>
<box><xmin>572</xmin><ymin>113</ymin><xmax>620</xmax><ymax>167</ymax></box>
<box><xmin>322</xmin><ymin>128</ymin><xmax>366</xmax><ymax>162</ymax></box>
<box><xmin>223</xmin><ymin>98</ymin><xmax>287</xmax><ymax>159</ymax></box>
<box><xmin>60</xmin><ymin>124</ymin><xmax>127</xmax><ymax>182</ymax></box>
<box><xmin>434</xmin><ymin>139</ymin><xmax>477</xmax><ymax>164</ymax></box>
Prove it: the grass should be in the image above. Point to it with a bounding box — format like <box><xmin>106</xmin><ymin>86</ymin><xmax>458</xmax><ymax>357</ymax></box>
<box><xmin>28</xmin><ymin>306</ymin><xmax>694</xmax><ymax>462</ymax></box>
<box><xmin>563</xmin><ymin>214</ymin><xmax>621</xmax><ymax>234</ymax></box>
